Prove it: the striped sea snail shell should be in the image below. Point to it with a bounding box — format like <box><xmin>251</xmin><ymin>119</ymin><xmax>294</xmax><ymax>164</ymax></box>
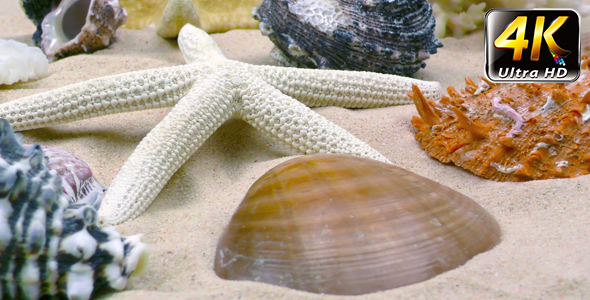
<box><xmin>252</xmin><ymin>0</ymin><xmax>443</xmax><ymax>76</ymax></box>
<box><xmin>214</xmin><ymin>154</ymin><xmax>501</xmax><ymax>295</ymax></box>
<box><xmin>409</xmin><ymin>55</ymin><xmax>590</xmax><ymax>181</ymax></box>
<box><xmin>0</xmin><ymin>119</ymin><xmax>147</xmax><ymax>300</ymax></box>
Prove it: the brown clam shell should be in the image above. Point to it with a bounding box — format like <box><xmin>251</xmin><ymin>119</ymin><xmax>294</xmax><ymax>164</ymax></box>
<box><xmin>214</xmin><ymin>154</ymin><xmax>501</xmax><ymax>295</ymax></box>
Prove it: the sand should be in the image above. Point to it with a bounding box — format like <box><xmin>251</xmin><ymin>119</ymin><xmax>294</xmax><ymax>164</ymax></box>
<box><xmin>1</xmin><ymin>1</ymin><xmax>589</xmax><ymax>299</ymax></box>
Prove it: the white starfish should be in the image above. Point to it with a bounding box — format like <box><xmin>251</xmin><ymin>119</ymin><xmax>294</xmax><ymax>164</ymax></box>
<box><xmin>0</xmin><ymin>24</ymin><xmax>441</xmax><ymax>225</ymax></box>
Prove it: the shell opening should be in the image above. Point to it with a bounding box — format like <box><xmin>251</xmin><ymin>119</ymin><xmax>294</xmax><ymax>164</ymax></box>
<box><xmin>63</xmin><ymin>0</ymin><xmax>92</xmax><ymax>40</ymax></box>
<box><xmin>41</xmin><ymin>0</ymin><xmax>92</xmax><ymax>55</ymax></box>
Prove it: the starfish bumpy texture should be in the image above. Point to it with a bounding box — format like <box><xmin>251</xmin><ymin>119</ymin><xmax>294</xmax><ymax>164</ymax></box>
<box><xmin>0</xmin><ymin>24</ymin><xmax>441</xmax><ymax>225</ymax></box>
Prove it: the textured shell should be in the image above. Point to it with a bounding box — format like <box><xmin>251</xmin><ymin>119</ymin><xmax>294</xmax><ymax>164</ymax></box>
<box><xmin>39</xmin><ymin>0</ymin><xmax>128</xmax><ymax>61</ymax></box>
<box><xmin>215</xmin><ymin>154</ymin><xmax>500</xmax><ymax>295</ymax></box>
<box><xmin>40</xmin><ymin>145</ymin><xmax>105</xmax><ymax>203</ymax></box>
<box><xmin>0</xmin><ymin>119</ymin><xmax>147</xmax><ymax>300</ymax></box>
<box><xmin>409</xmin><ymin>56</ymin><xmax>590</xmax><ymax>181</ymax></box>
<box><xmin>252</xmin><ymin>0</ymin><xmax>443</xmax><ymax>76</ymax></box>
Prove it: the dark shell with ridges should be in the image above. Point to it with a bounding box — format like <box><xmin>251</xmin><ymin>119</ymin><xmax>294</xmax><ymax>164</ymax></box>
<box><xmin>252</xmin><ymin>0</ymin><xmax>443</xmax><ymax>76</ymax></box>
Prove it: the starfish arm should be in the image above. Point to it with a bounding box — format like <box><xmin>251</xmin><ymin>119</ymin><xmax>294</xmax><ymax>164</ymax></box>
<box><xmin>237</xmin><ymin>77</ymin><xmax>390</xmax><ymax>163</ymax></box>
<box><xmin>178</xmin><ymin>23</ymin><xmax>228</xmax><ymax>64</ymax></box>
<box><xmin>98</xmin><ymin>76</ymin><xmax>236</xmax><ymax>226</ymax></box>
<box><xmin>0</xmin><ymin>65</ymin><xmax>199</xmax><ymax>131</ymax></box>
<box><xmin>252</xmin><ymin>65</ymin><xmax>442</xmax><ymax>108</ymax></box>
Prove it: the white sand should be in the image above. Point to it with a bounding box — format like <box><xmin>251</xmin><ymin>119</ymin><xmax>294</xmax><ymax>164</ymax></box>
<box><xmin>1</xmin><ymin>1</ymin><xmax>589</xmax><ymax>299</ymax></box>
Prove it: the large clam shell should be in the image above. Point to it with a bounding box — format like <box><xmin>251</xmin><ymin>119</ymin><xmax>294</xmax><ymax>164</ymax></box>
<box><xmin>252</xmin><ymin>0</ymin><xmax>443</xmax><ymax>76</ymax></box>
<box><xmin>215</xmin><ymin>154</ymin><xmax>501</xmax><ymax>295</ymax></box>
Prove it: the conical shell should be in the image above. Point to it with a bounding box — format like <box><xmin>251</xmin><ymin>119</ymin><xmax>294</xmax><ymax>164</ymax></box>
<box><xmin>215</xmin><ymin>154</ymin><xmax>500</xmax><ymax>295</ymax></box>
<box><xmin>40</xmin><ymin>0</ymin><xmax>128</xmax><ymax>61</ymax></box>
<box><xmin>252</xmin><ymin>0</ymin><xmax>443</xmax><ymax>76</ymax></box>
<box><xmin>410</xmin><ymin>56</ymin><xmax>590</xmax><ymax>181</ymax></box>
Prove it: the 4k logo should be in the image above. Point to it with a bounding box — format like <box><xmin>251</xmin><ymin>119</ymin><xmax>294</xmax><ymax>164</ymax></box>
<box><xmin>485</xmin><ymin>9</ymin><xmax>580</xmax><ymax>82</ymax></box>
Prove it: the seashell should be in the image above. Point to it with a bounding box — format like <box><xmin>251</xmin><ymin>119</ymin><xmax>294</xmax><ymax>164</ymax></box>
<box><xmin>119</xmin><ymin>0</ymin><xmax>261</xmax><ymax>34</ymax></box>
<box><xmin>0</xmin><ymin>39</ymin><xmax>49</xmax><ymax>85</ymax></box>
<box><xmin>252</xmin><ymin>0</ymin><xmax>443</xmax><ymax>76</ymax></box>
<box><xmin>156</xmin><ymin>0</ymin><xmax>202</xmax><ymax>39</ymax></box>
<box><xmin>0</xmin><ymin>118</ymin><xmax>147</xmax><ymax>300</ymax></box>
<box><xmin>40</xmin><ymin>145</ymin><xmax>106</xmax><ymax>203</ymax></box>
<box><xmin>409</xmin><ymin>55</ymin><xmax>590</xmax><ymax>181</ymax></box>
<box><xmin>38</xmin><ymin>0</ymin><xmax>128</xmax><ymax>61</ymax></box>
<box><xmin>214</xmin><ymin>154</ymin><xmax>501</xmax><ymax>295</ymax></box>
<box><xmin>19</xmin><ymin>0</ymin><xmax>58</xmax><ymax>46</ymax></box>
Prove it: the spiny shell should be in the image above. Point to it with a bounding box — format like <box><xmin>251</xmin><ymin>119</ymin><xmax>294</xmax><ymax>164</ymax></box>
<box><xmin>252</xmin><ymin>0</ymin><xmax>443</xmax><ymax>76</ymax></box>
<box><xmin>409</xmin><ymin>56</ymin><xmax>590</xmax><ymax>181</ymax></box>
<box><xmin>39</xmin><ymin>0</ymin><xmax>128</xmax><ymax>61</ymax></box>
<box><xmin>40</xmin><ymin>145</ymin><xmax>106</xmax><ymax>203</ymax></box>
<box><xmin>0</xmin><ymin>119</ymin><xmax>147</xmax><ymax>300</ymax></box>
<box><xmin>215</xmin><ymin>154</ymin><xmax>500</xmax><ymax>295</ymax></box>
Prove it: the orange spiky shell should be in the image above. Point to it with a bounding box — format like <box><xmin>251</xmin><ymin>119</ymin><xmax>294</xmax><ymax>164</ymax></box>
<box><xmin>410</xmin><ymin>56</ymin><xmax>590</xmax><ymax>181</ymax></box>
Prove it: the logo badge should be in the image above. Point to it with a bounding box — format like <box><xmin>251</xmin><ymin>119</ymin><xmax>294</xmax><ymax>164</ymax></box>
<box><xmin>485</xmin><ymin>9</ymin><xmax>580</xmax><ymax>82</ymax></box>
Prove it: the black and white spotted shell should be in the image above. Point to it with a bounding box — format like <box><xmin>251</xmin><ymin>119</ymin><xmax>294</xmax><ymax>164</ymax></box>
<box><xmin>0</xmin><ymin>119</ymin><xmax>147</xmax><ymax>300</ymax></box>
<box><xmin>253</xmin><ymin>0</ymin><xmax>443</xmax><ymax>76</ymax></box>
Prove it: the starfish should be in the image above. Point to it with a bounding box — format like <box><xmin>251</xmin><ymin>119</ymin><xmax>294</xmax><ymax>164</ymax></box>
<box><xmin>123</xmin><ymin>0</ymin><xmax>262</xmax><ymax>33</ymax></box>
<box><xmin>0</xmin><ymin>24</ymin><xmax>441</xmax><ymax>226</ymax></box>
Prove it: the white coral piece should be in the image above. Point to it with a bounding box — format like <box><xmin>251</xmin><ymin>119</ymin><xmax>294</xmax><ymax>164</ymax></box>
<box><xmin>431</xmin><ymin>0</ymin><xmax>590</xmax><ymax>38</ymax></box>
<box><xmin>0</xmin><ymin>39</ymin><xmax>48</xmax><ymax>85</ymax></box>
